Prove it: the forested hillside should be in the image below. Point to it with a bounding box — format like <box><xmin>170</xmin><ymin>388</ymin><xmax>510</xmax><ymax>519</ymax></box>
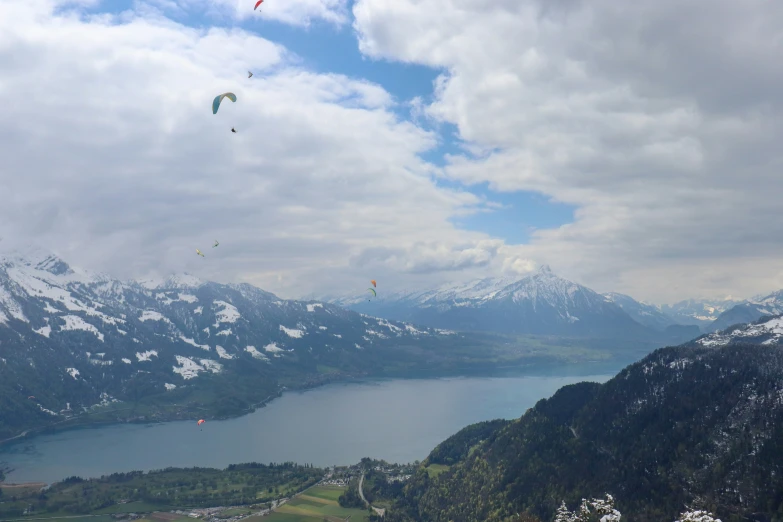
<box><xmin>385</xmin><ymin>335</ymin><xmax>783</xmax><ymax>522</ymax></box>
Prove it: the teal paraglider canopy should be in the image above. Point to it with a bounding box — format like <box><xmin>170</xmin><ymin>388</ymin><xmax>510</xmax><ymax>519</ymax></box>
<box><xmin>212</xmin><ymin>93</ymin><xmax>237</xmax><ymax>114</ymax></box>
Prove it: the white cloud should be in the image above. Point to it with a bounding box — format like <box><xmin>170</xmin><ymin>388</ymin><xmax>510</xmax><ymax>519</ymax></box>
<box><xmin>353</xmin><ymin>0</ymin><xmax>783</xmax><ymax>302</ymax></box>
<box><xmin>0</xmin><ymin>0</ymin><xmax>514</xmax><ymax>299</ymax></box>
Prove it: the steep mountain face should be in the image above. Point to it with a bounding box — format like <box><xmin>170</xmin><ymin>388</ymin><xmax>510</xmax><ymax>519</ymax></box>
<box><xmin>707</xmin><ymin>291</ymin><xmax>783</xmax><ymax>333</ymax></box>
<box><xmin>329</xmin><ymin>267</ymin><xmax>657</xmax><ymax>340</ymax></box>
<box><xmin>660</xmin><ymin>298</ymin><xmax>742</xmax><ymax>328</ymax></box>
<box><xmin>602</xmin><ymin>292</ymin><xmax>678</xmax><ymax>331</ymax></box>
<box><xmin>386</xmin><ymin>324</ymin><xmax>783</xmax><ymax>522</ymax></box>
<box><xmin>0</xmin><ymin>247</ymin><xmax>464</xmax><ymax>439</ymax></box>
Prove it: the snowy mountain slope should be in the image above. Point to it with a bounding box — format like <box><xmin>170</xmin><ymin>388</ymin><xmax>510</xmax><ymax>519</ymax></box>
<box><xmin>602</xmin><ymin>292</ymin><xmax>678</xmax><ymax>331</ymax></box>
<box><xmin>706</xmin><ymin>290</ymin><xmax>783</xmax><ymax>333</ymax></box>
<box><xmin>694</xmin><ymin>314</ymin><xmax>783</xmax><ymax>348</ymax></box>
<box><xmin>328</xmin><ymin>267</ymin><xmax>663</xmax><ymax>340</ymax></box>
<box><xmin>330</xmin><ymin>276</ymin><xmax>520</xmax><ymax>309</ymax></box>
<box><xmin>0</xmin><ymin>246</ymin><xmax>472</xmax><ymax>438</ymax></box>
<box><xmin>659</xmin><ymin>298</ymin><xmax>742</xmax><ymax>327</ymax></box>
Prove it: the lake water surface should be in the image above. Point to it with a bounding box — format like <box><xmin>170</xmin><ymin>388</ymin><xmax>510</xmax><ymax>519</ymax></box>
<box><xmin>1</xmin><ymin>370</ymin><xmax>615</xmax><ymax>483</ymax></box>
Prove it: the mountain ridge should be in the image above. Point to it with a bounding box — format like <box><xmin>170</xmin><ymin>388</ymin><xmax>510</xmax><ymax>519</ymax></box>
<box><xmin>384</xmin><ymin>317</ymin><xmax>783</xmax><ymax>522</ymax></box>
<box><xmin>0</xmin><ymin>247</ymin><xmax>500</xmax><ymax>441</ymax></box>
<box><xmin>326</xmin><ymin>267</ymin><xmax>701</xmax><ymax>343</ymax></box>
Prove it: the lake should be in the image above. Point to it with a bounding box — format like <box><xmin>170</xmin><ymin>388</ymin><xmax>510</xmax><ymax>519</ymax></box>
<box><xmin>0</xmin><ymin>369</ymin><xmax>615</xmax><ymax>484</ymax></box>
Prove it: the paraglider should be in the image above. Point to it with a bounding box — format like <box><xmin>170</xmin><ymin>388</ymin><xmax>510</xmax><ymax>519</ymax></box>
<box><xmin>213</xmin><ymin>240</ymin><xmax>219</xmax><ymax>248</ymax></box>
<box><xmin>367</xmin><ymin>288</ymin><xmax>376</xmax><ymax>301</ymax></box>
<box><xmin>197</xmin><ymin>419</ymin><xmax>205</xmax><ymax>426</ymax></box>
<box><xmin>212</xmin><ymin>93</ymin><xmax>237</xmax><ymax>114</ymax></box>
<box><xmin>254</xmin><ymin>0</ymin><xmax>263</xmax><ymax>10</ymax></box>
<box><xmin>196</xmin><ymin>249</ymin><xmax>205</xmax><ymax>257</ymax></box>
<box><xmin>231</xmin><ymin>127</ymin><xmax>237</xmax><ymax>133</ymax></box>
<box><xmin>370</xmin><ymin>280</ymin><xmax>376</xmax><ymax>288</ymax></box>
<box><xmin>28</xmin><ymin>396</ymin><xmax>35</xmax><ymax>400</ymax></box>
<box><xmin>248</xmin><ymin>71</ymin><xmax>253</xmax><ymax>78</ymax></box>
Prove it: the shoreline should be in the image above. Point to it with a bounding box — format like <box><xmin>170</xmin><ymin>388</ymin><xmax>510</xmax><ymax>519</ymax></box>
<box><xmin>0</xmin><ymin>358</ymin><xmax>625</xmax><ymax>452</ymax></box>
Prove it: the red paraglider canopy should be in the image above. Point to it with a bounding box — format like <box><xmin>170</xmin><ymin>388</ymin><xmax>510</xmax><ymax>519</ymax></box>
<box><xmin>254</xmin><ymin>0</ymin><xmax>263</xmax><ymax>10</ymax></box>
<box><xmin>197</xmin><ymin>419</ymin><xmax>205</xmax><ymax>426</ymax></box>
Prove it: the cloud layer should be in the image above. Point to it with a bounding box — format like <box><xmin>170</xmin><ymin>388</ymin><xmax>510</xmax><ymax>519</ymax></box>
<box><xmin>4</xmin><ymin>0</ymin><xmax>783</xmax><ymax>304</ymax></box>
<box><xmin>354</xmin><ymin>0</ymin><xmax>783</xmax><ymax>302</ymax></box>
<box><xmin>0</xmin><ymin>0</ymin><xmax>536</xmax><ymax>299</ymax></box>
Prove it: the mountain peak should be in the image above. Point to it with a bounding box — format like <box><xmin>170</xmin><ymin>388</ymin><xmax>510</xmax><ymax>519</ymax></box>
<box><xmin>136</xmin><ymin>273</ymin><xmax>204</xmax><ymax>290</ymax></box>
<box><xmin>0</xmin><ymin>242</ymin><xmax>75</xmax><ymax>276</ymax></box>
<box><xmin>161</xmin><ymin>273</ymin><xmax>204</xmax><ymax>289</ymax></box>
<box><xmin>537</xmin><ymin>264</ymin><xmax>552</xmax><ymax>275</ymax></box>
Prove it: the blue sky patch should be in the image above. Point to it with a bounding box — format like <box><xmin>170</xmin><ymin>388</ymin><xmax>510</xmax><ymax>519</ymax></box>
<box><xmin>86</xmin><ymin>0</ymin><xmax>576</xmax><ymax>245</ymax></box>
<box><xmin>437</xmin><ymin>180</ymin><xmax>576</xmax><ymax>244</ymax></box>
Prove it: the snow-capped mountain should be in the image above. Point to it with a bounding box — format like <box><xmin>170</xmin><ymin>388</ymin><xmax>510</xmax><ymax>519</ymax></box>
<box><xmin>659</xmin><ymin>298</ymin><xmax>742</xmax><ymax>327</ymax></box>
<box><xmin>705</xmin><ymin>290</ymin><xmax>783</xmax><ymax>333</ymax></box>
<box><xmin>0</xmin><ymin>246</ymin><xmax>461</xmax><ymax>437</ymax></box>
<box><xmin>601</xmin><ymin>292</ymin><xmax>678</xmax><ymax>331</ymax></box>
<box><xmin>328</xmin><ymin>266</ymin><xmax>657</xmax><ymax>339</ymax></box>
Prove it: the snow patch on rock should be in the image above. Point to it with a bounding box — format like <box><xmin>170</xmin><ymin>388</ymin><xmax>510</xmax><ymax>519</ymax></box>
<box><xmin>280</xmin><ymin>325</ymin><xmax>304</xmax><ymax>338</ymax></box>
<box><xmin>214</xmin><ymin>301</ymin><xmax>240</xmax><ymax>323</ymax></box>
<box><xmin>245</xmin><ymin>346</ymin><xmax>269</xmax><ymax>361</ymax></box>
<box><xmin>173</xmin><ymin>355</ymin><xmax>203</xmax><ymax>379</ymax></box>
<box><xmin>179</xmin><ymin>336</ymin><xmax>210</xmax><ymax>351</ymax></box>
<box><xmin>139</xmin><ymin>310</ymin><xmax>172</xmax><ymax>324</ymax></box>
<box><xmin>34</xmin><ymin>325</ymin><xmax>51</xmax><ymax>337</ymax></box>
<box><xmin>264</xmin><ymin>342</ymin><xmax>284</xmax><ymax>353</ymax></box>
<box><xmin>136</xmin><ymin>350</ymin><xmax>158</xmax><ymax>362</ymax></box>
<box><xmin>60</xmin><ymin>315</ymin><xmax>104</xmax><ymax>341</ymax></box>
<box><xmin>215</xmin><ymin>345</ymin><xmax>234</xmax><ymax>360</ymax></box>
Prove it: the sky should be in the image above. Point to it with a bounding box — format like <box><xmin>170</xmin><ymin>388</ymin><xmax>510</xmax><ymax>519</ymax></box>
<box><xmin>2</xmin><ymin>0</ymin><xmax>783</xmax><ymax>304</ymax></box>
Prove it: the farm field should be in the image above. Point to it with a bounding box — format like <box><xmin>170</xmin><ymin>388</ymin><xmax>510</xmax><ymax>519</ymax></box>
<box><xmin>260</xmin><ymin>486</ymin><xmax>369</xmax><ymax>522</ymax></box>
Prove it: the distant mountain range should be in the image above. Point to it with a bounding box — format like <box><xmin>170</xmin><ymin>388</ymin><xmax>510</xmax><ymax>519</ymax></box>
<box><xmin>325</xmin><ymin>266</ymin><xmax>783</xmax><ymax>343</ymax></box>
<box><xmin>384</xmin><ymin>314</ymin><xmax>783</xmax><ymax>522</ymax></box>
<box><xmin>324</xmin><ymin>267</ymin><xmax>713</xmax><ymax>343</ymax></box>
<box><xmin>329</xmin><ymin>266</ymin><xmax>656</xmax><ymax>340</ymax></box>
<box><xmin>0</xmin><ymin>246</ymin><xmax>493</xmax><ymax>440</ymax></box>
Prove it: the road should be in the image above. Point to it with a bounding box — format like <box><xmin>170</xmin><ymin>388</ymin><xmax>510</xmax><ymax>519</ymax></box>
<box><xmin>358</xmin><ymin>473</ymin><xmax>369</xmax><ymax>508</ymax></box>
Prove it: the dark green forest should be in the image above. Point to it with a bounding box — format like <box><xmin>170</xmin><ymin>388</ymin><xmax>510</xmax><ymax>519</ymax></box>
<box><xmin>382</xmin><ymin>342</ymin><xmax>783</xmax><ymax>522</ymax></box>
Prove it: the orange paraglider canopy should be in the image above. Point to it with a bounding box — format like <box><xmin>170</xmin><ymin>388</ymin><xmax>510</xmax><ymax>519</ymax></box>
<box><xmin>371</xmin><ymin>280</ymin><xmax>376</xmax><ymax>288</ymax></box>
<box><xmin>197</xmin><ymin>419</ymin><xmax>205</xmax><ymax>426</ymax></box>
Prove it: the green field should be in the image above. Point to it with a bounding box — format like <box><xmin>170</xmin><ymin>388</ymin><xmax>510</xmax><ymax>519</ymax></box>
<box><xmin>424</xmin><ymin>464</ymin><xmax>451</xmax><ymax>478</ymax></box>
<box><xmin>0</xmin><ymin>464</ymin><xmax>322</xmax><ymax>520</ymax></box>
<box><xmin>259</xmin><ymin>487</ymin><xmax>370</xmax><ymax>522</ymax></box>
<box><xmin>302</xmin><ymin>486</ymin><xmax>345</xmax><ymax>502</ymax></box>
<box><xmin>217</xmin><ymin>507</ymin><xmax>255</xmax><ymax>517</ymax></box>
